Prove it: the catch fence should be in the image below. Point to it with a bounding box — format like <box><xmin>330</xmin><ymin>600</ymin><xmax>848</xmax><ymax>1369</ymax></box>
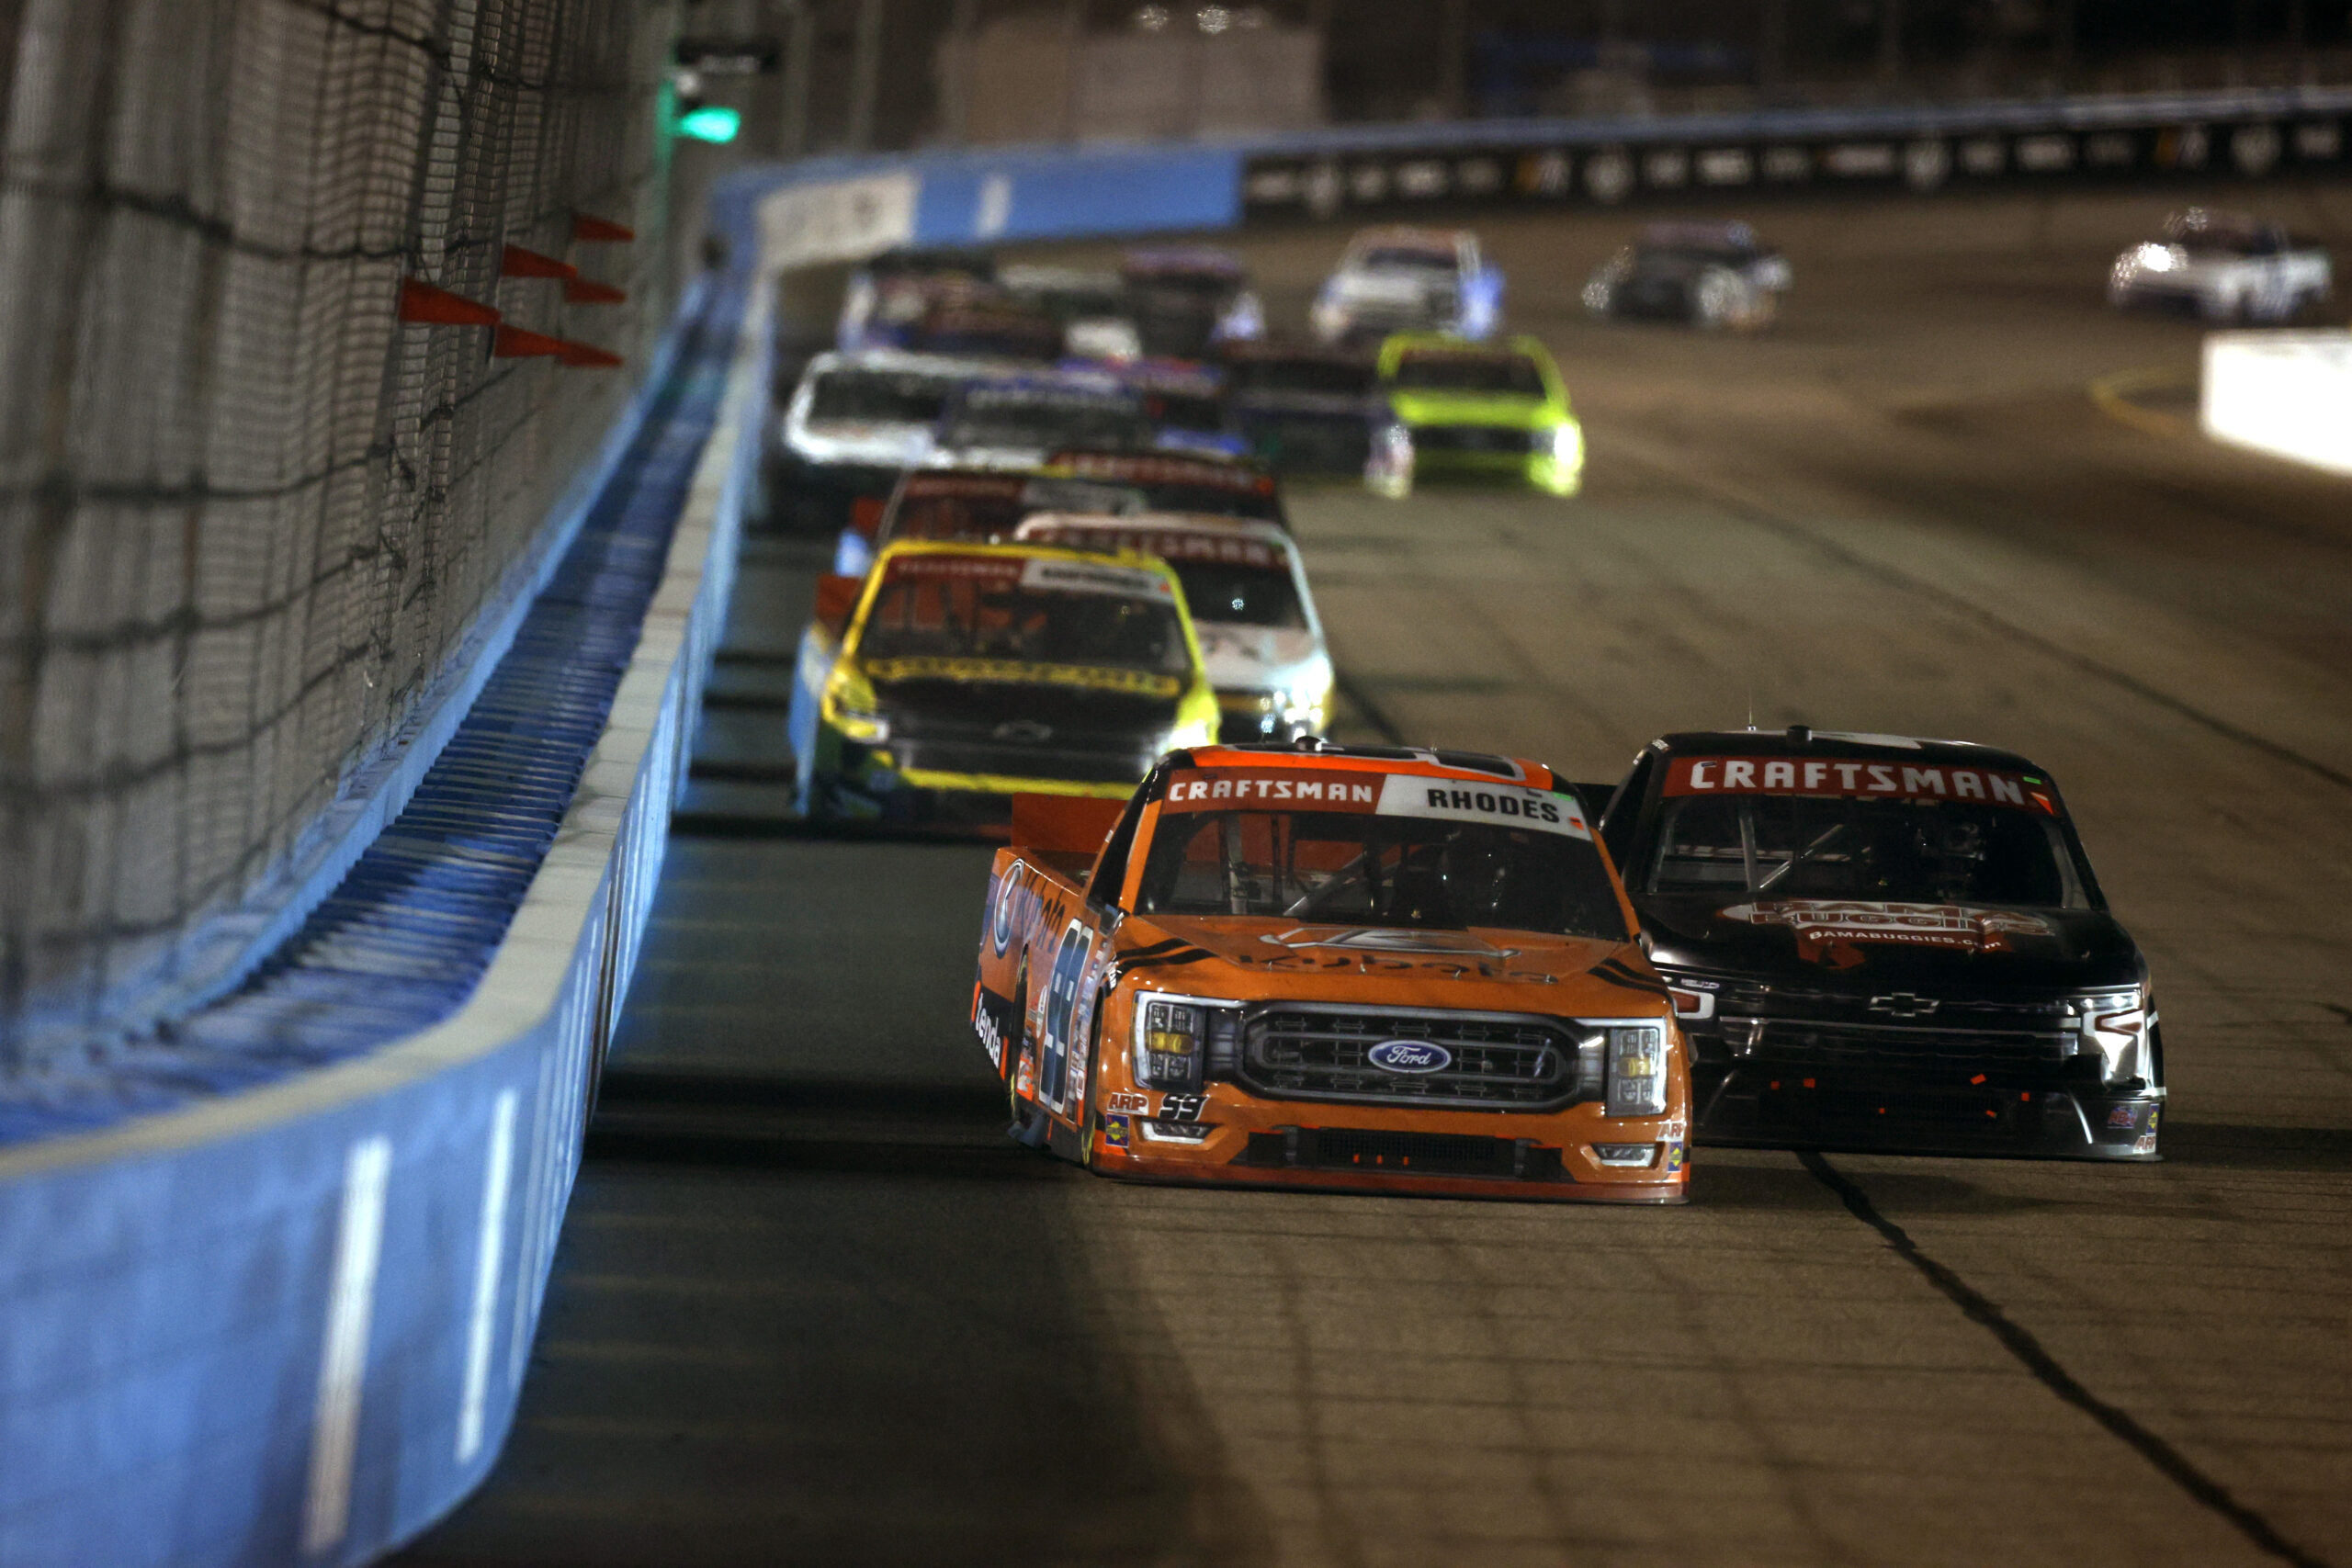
<box><xmin>0</xmin><ymin>0</ymin><xmax>679</xmax><ymax>1066</ymax></box>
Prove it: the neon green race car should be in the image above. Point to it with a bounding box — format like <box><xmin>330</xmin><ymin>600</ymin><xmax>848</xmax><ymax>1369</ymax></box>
<box><xmin>1377</xmin><ymin>333</ymin><xmax>1584</xmax><ymax>497</ymax></box>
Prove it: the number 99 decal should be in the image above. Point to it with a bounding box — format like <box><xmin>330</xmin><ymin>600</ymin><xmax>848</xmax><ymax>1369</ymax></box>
<box><xmin>1039</xmin><ymin>920</ymin><xmax>1093</xmax><ymax>1110</ymax></box>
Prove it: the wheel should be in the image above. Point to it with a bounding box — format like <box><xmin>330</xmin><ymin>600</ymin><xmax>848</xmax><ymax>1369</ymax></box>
<box><xmin>1075</xmin><ymin>993</ymin><xmax>1109</xmax><ymax>1168</ymax></box>
<box><xmin>1006</xmin><ymin>963</ymin><xmax>1046</xmax><ymax>1145</ymax></box>
<box><xmin>1691</xmin><ymin>268</ymin><xmax>1742</xmax><ymax>331</ymax></box>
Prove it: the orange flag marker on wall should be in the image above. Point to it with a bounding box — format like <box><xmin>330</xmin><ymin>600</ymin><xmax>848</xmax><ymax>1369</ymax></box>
<box><xmin>571</xmin><ymin>214</ymin><xmax>637</xmax><ymax>243</ymax></box>
<box><xmin>564</xmin><ymin>277</ymin><xmax>628</xmax><ymax>305</ymax></box>
<box><xmin>500</xmin><ymin>244</ymin><xmax>577</xmax><ymax>280</ymax></box>
<box><xmin>556</xmin><ymin>339</ymin><xmax>624</xmax><ymax>369</ymax></box>
<box><xmin>492</xmin><ymin>324</ymin><xmax>567</xmax><ymax>358</ymax></box>
<box><xmin>398</xmin><ymin>278</ymin><xmax>500</xmax><ymax>326</ymax></box>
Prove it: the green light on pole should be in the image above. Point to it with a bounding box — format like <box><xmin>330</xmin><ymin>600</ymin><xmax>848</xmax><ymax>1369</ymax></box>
<box><xmin>675</xmin><ymin>105</ymin><xmax>741</xmax><ymax>143</ymax></box>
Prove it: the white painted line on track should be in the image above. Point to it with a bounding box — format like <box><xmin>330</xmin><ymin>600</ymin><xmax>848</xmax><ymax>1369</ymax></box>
<box><xmin>458</xmin><ymin>1089</ymin><xmax>520</xmax><ymax>1462</ymax></box>
<box><xmin>303</xmin><ymin>1134</ymin><xmax>393</xmax><ymax>1555</ymax></box>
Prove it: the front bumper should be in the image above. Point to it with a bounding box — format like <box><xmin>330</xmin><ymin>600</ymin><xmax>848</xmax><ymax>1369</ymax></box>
<box><xmin>1693</xmin><ymin>1063</ymin><xmax>2165</xmax><ymax>1160</ymax></box>
<box><xmin>807</xmin><ymin>723</ymin><xmax>1143</xmax><ymax>828</ymax></box>
<box><xmin>1087</xmin><ymin>1089</ymin><xmax>1690</xmax><ymax>1204</ymax></box>
<box><xmin>1409</xmin><ymin>446</ymin><xmax>1581</xmax><ymax>497</ymax></box>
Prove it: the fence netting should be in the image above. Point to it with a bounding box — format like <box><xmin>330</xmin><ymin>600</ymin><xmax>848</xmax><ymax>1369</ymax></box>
<box><xmin>0</xmin><ymin>0</ymin><xmax>680</xmax><ymax>1066</ymax></box>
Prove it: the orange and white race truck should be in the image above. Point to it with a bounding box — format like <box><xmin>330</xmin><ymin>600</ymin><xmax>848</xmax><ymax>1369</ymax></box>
<box><xmin>973</xmin><ymin>741</ymin><xmax>1690</xmax><ymax>1201</ymax></box>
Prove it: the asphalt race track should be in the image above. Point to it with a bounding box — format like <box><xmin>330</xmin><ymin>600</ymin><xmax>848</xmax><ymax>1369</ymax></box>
<box><xmin>398</xmin><ymin>186</ymin><xmax>2352</xmax><ymax>1568</ymax></box>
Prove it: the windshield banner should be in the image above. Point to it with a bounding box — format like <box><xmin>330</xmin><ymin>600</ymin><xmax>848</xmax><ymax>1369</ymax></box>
<box><xmin>1159</xmin><ymin>771</ymin><xmax>1589</xmax><ymax>838</ymax></box>
<box><xmin>863</xmin><ymin>656</ymin><xmax>1181</xmax><ymax>697</ymax></box>
<box><xmin>1023</xmin><ymin>524</ymin><xmax>1284</xmax><ymax>569</ymax></box>
<box><xmin>1664</xmin><ymin>756</ymin><xmax>2057</xmax><ymax>813</ymax></box>
<box><xmin>1017</xmin><ymin>558</ymin><xmax>1172</xmax><ymax>599</ymax></box>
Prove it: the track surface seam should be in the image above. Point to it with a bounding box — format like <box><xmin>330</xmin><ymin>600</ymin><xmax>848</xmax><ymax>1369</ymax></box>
<box><xmin>1800</xmin><ymin>1151</ymin><xmax>2333</xmax><ymax>1568</ymax></box>
<box><xmin>1608</xmin><ymin>443</ymin><xmax>2352</xmax><ymax>799</ymax></box>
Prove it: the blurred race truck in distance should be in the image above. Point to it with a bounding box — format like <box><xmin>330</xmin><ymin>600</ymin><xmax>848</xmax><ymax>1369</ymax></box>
<box><xmin>974</xmin><ymin>741</ymin><xmax>1690</xmax><ymax>1201</ymax></box>
<box><xmin>2108</xmin><ymin>207</ymin><xmax>2332</xmax><ymax>322</ymax></box>
<box><xmin>1313</xmin><ymin>227</ymin><xmax>1503</xmax><ymax>346</ymax></box>
<box><xmin>1122</xmin><ymin>246</ymin><xmax>1265</xmax><ymax>358</ymax></box>
<box><xmin>835</xmin><ymin>451</ymin><xmax>1289</xmax><ymax>576</ymax></box>
<box><xmin>1380</xmin><ymin>333</ymin><xmax>1583</xmax><ymax>496</ymax></box>
<box><xmin>1001</xmin><ymin>263</ymin><xmax>1142</xmax><ymax>361</ymax></box>
<box><xmin>768</xmin><ymin>349</ymin><xmax>1000</xmax><ymax>532</ymax></box>
<box><xmin>1583</xmin><ymin>221</ymin><xmax>1792</xmax><ymax>331</ymax></box>
<box><xmin>1220</xmin><ymin>340</ymin><xmax>1413</xmax><ymax>495</ymax></box>
<box><xmin>1012</xmin><ymin>512</ymin><xmax>1333</xmax><ymax>743</ymax></box>
<box><xmin>788</xmin><ymin>539</ymin><xmax>1220</xmax><ymax>827</ymax></box>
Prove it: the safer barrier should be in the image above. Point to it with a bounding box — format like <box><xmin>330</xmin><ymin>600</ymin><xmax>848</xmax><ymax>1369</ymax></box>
<box><xmin>5</xmin><ymin>92</ymin><xmax>2346</xmax><ymax>1568</ymax></box>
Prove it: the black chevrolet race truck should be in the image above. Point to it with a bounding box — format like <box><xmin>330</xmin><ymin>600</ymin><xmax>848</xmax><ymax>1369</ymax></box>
<box><xmin>1581</xmin><ymin>728</ymin><xmax>2163</xmax><ymax>1160</ymax></box>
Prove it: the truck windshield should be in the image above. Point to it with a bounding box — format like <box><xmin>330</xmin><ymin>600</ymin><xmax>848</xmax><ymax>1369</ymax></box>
<box><xmin>1390</xmin><ymin>353</ymin><xmax>1547</xmax><ymax>396</ymax></box>
<box><xmin>857</xmin><ymin>561</ymin><xmax>1192</xmax><ymax>677</ymax></box>
<box><xmin>1137</xmin><ymin>809</ymin><xmax>1626</xmax><ymax>940</ymax></box>
<box><xmin>808</xmin><ymin>369</ymin><xmax>956</xmax><ymax>424</ymax></box>
<box><xmin>941</xmin><ymin>389</ymin><xmax>1155</xmax><ymax>451</ymax></box>
<box><xmin>1644</xmin><ymin>795</ymin><xmax>2088</xmax><ymax>908</ymax></box>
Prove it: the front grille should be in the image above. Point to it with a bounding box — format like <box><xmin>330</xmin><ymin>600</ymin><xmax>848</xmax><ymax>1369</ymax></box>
<box><xmin>1238</xmin><ymin>1005</ymin><xmax>1588</xmax><ymax>1111</ymax></box>
<box><xmin>1409</xmin><ymin>423</ymin><xmax>1543</xmax><ymax>455</ymax></box>
<box><xmin>1238</xmin><ymin>1126</ymin><xmax>1567</xmax><ymax>1180</ymax></box>
<box><xmin>1747</xmin><ymin>1021</ymin><xmax>2069</xmax><ymax>1075</ymax></box>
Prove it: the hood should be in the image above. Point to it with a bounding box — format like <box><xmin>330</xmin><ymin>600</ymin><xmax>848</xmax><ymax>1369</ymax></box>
<box><xmin>1115</xmin><ymin>917</ymin><xmax>1668</xmax><ymax>1018</ymax></box>
<box><xmin>1637</xmin><ymin>896</ymin><xmax>2142</xmax><ymax>992</ymax></box>
<box><xmin>867</xmin><ymin>671</ymin><xmax>1182</xmax><ymax>728</ymax></box>
<box><xmin>1192</xmin><ymin>624</ymin><xmax>1322</xmax><ymax>692</ymax></box>
<box><xmin>1388</xmin><ymin>389</ymin><xmax>1555</xmax><ymax>428</ymax></box>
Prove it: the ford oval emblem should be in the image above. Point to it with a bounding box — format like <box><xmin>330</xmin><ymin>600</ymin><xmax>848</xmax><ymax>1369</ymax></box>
<box><xmin>1367</xmin><ymin>1039</ymin><xmax>1453</xmax><ymax>1074</ymax></box>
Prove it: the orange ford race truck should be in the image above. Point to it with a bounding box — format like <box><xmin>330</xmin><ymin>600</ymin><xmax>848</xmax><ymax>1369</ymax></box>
<box><xmin>972</xmin><ymin>741</ymin><xmax>1691</xmax><ymax>1202</ymax></box>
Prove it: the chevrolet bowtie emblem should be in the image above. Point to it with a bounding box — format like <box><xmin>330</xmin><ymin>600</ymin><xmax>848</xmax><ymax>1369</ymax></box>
<box><xmin>992</xmin><ymin>719</ymin><xmax>1054</xmax><ymax>743</ymax></box>
<box><xmin>1868</xmin><ymin>993</ymin><xmax>1939</xmax><ymax>1019</ymax></box>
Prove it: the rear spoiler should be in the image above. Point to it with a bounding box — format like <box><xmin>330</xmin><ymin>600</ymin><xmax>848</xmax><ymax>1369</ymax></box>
<box><xmin>1010</xmin><ymin>794</ymin><xmax>1127</xmax><ymax>858</ymax></box>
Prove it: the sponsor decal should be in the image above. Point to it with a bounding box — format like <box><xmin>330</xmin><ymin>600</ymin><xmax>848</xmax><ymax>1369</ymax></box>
<box><xmin>1663</xmin><ymin>756</ymin><xmax>2058</xmax><ymax>813</ymax></box>
<box><xmin>973</xmin><ymin>985</ymin><xmax>1019</xmax><ymax>1070</ymax></box>
<box><xmin>1050</xmin><ymin>452</ymin><xmax>1267</xmax><ymax>492</ymax></box>
<box><xmin>1367</xmin><ymin>1039</ymin><xmax>1453</xmax><ymax>1074</ymax></box>
<box><xmin>1103</xmin><ymin>1113</ymin><xmax>1130</xmax><ymax>1149</ymax></box>
<box><xmin>1156</xmin><ymin>770</ymin><xmax>1590</xmax><ymax>838</ymax></box>
<box><xmin>1014</xmin><ymin>1052</ymin><xmax>1035</xmax><ymax>1100</ymax></box>
<box><xmin>1023</xmin><ymin>525</ymin><xmax>1283</xmax><ymax>570</ymax></box>
<box><xmin>1716</xmin><ymin>900</ymin><xmax>2056</xmax><ymax>965</ymax></box>
<box><xmin>1040</xmin><ymin>920</ymin><xmax>1094</xmax><ymax>1108</ymax></box>
<box><xmin>879</xmin><ymin>552</ymin><xmax>1025</xmax><ymax>587</ymax></box>
<box><xmin>2132</xmin><ymin>1132</ymin><xmax>2158</xmax><ymax>1155</ymax></box>
<box><xmin>2108</xmin><ymin>1104</ymin><xmax>2140</xmax><ymax>1130</ymax></box>
<box><xmin>1665</xmin><ymin>1141</ymin><xmax>1688</xmax><ymax>1175</ymax></box>
<box><xmin>1018</xmin><ymin>556</ymin><xmax>1172</xmax><ymax>600</ymax></box>
<box><xmin>1159</xmin><ymin>1092</ymin><xmax>1208</xmax><ymax>1122</ymax></box>
<box><xmin>989</xmin><ymin>866</ymin><xmax>1017</xmax><ymax>954</ymax></box>
<box><xmin>1105</xmin><ymin>1090</ymin><xmax>1151</xmax><ymax>1115</ymax></box>
<box><xmin>862</xmin><ymin>656</ymin><xmax>1181</xmax><ymax>699</ymax></box>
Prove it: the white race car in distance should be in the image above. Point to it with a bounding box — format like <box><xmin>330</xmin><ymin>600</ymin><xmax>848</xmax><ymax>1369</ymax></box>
<box><xmin>1012</xmin><ymin>511</ymin><xmax>1333</xmax><ymax>743</ymax></box>
<box><xmin>1311</xmin><ymin>227</ymin><xmax>1503</xmax><ymax>347</ymax></box>
<box><xmin>2108</xmin><ymin>208</ymin><xmax>2332</xmax><ymax>323</ymax></box>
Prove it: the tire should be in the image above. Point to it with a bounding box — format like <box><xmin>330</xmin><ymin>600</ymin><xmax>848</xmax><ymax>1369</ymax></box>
<box><xmin>1691</xmin><ymin>268</ymin><xmax>1741</xmax><ymax>331</ymax></box>
<box><xmin>1006</xmin><ymin>963</ymin><xmax>1041</xmax><ymax>1140</ymax></box>
<box><xmin>1076</xmin><ymin>993</ymin><xmax>1109</xmax><ymax>1168</ymax></box>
